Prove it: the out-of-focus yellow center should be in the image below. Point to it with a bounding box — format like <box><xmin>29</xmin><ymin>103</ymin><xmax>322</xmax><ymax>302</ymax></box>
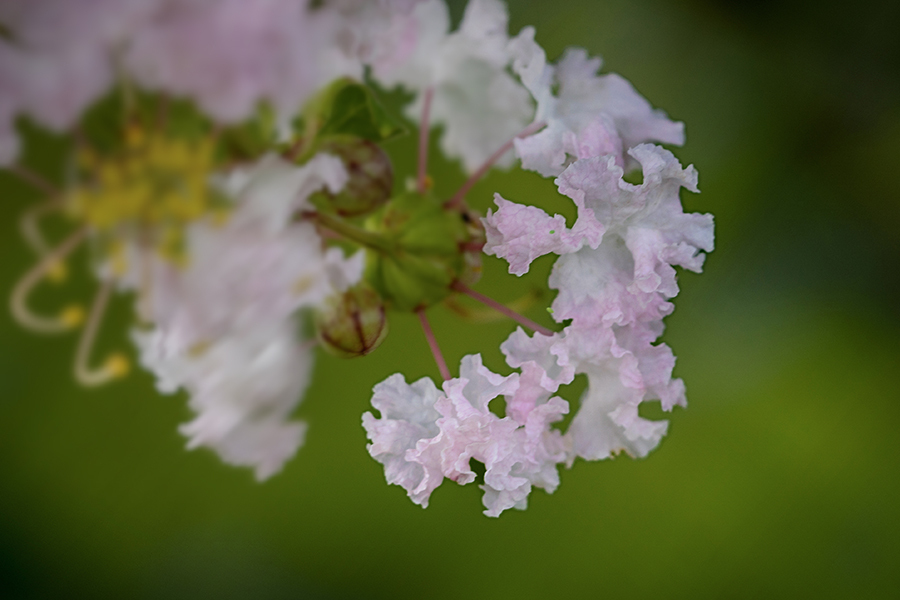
<box><xmin>67</xmin><ymin>126</ymin><xmax>224</xmax><ymax>264</ymax></box>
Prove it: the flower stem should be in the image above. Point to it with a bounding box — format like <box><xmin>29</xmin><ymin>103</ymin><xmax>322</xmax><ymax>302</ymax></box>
<box><xmin>417</xmin><ymin>87</ymin><xmax>434</xmax><ymax>195</ymax></box>
<box><xmin>445</xmin><ymin>121</ymin><xmax>546</xmax><ymax>210</ymax></box>
<box><xmin>451</xmin><ymin>281</ymin><xmax>554</xmax><ymax>337</ymax></box>
<box><xmin>302</xmin><ymin>211</ymin><xmax>391</xmax><ymax>252</ymax></box>
<box><xmin>417</xmin><ymin>308</ymin><xmax>451</xmax><ymax>381</ymax></box>
<box><xmin>8</xmin><ymin>164</ymin><xmax>60</xmax><ymax>197</ymax></box>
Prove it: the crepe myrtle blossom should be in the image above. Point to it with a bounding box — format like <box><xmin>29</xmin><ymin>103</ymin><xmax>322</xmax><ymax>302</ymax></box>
<box><xmin>508</xmin><ymin>26</ymin><xmax>685</xmax><ymax>177</ymax></box>
<box><xmin>480</xmin><ymin>145</ymin><xmax>713</xmax><ymax>464</ymax></box>
<box><xmin>4</xmin><ymin>0</ymin><xmax>712</xmax><ymax>512</ymax></box>
<box><xmin>365</xmin><ymin>146</ymin><xmax>712</xmax><ymax>515</ymax></box>
<box><xmin>363</xmin><ymin>354</ymin><xmax>568</xmax><ymax>516</ymax></box>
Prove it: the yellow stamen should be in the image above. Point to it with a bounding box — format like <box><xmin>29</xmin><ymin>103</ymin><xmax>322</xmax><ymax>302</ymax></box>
<box><xmin>66</xmin><ymin>128</ymin><xmax>223</xmax><ymax>263</ymax></box>
<box><xmin>58</xmin><ymin>305</ymin><xmax>86</xmax><ymax>329</ymax></box>
<box><xmin>102</xmin><ymin>353</ymin><xmax>130</xmax><ymax>379</ymax></box>
<box><xmin>45</xmin><ymin>261</ymin><xmax>68</xmax><ymax>283</ymax></box>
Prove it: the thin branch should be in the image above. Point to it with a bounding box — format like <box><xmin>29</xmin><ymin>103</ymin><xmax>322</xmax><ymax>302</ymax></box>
<box><xmin>445</xmin><ymin>120</ymin><xmax>546</xmax><ymax>209</ymax></box>
<box><xmin>156</xmin><ymin>94</ymin><xmax>170</xmax><ymax>131</ymax></box>
<box><xmin>417</xmin><ymin>308</ymin><xmax>451</xmax><ymax>381</ymax></box>
<box><xmin>451</xmin><ymin>281</ymin><xmax>554</xmax><ymax>337</ymax></box>
<box><xmin>300</xmin><ymin>210</ymin><xmax>390</xmax><ymax>252</ymax></box>
<box><xmin>7</xmin><ymin>164</ymin><xmax>60</xmax><ymax>197</ymax></box>
<box><xmin>417</xmin><ymin>87</ymin><xmax>434</xmax><ymax>195</ymax></box>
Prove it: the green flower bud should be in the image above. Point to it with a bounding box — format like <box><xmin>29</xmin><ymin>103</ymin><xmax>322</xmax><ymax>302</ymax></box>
<box><xmin>315</xmin><ymin>284</ymin><xmax>389</xmax><ymax>358</ymax></box>
<box><xmin>364</xmin><ymin>191</ymin><xmax>476</xmax><ymax>312</ymax></box>
<box><xmin>315</xmin><ymin>137</ymin><xmax>393</xmax><ymax>217</ymax></box>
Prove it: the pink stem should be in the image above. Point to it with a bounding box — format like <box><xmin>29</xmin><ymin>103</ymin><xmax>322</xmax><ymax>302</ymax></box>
<box><xmin>156</xmin><ymin>95</ymin><xmax>170</xmax><ymax>130</ymax></box>
<box><xmin>417</xmin><ymin>308</ymin><xmax>451</xmax><ymax>381</ymax></box>
<box><xmin>417</xmin><ymin>87</ymin><xmax>434</xmax><ymax>194</ymax></box>
<box><xmin>451</xmin><ymin>281</ymin><xmax>554</xmax><ymax>337</ymax></box>
<box><xmin>8</xmin><ymin>164</ymin><xmax>60</xmax><ymax>197</ymax></box>
<box><xmin>445</xmin><ymin>120</ymin><xmax>547</xmax><ymax>209</ymax></box>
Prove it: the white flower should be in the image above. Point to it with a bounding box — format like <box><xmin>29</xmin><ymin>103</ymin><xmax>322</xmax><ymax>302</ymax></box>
<box><xmin>135</xmin><ymin>322</ymin><xmax>312</xmax><ymax>480</ymax></box>
<box><xmin>115</xmin><ymin>152</ymin><xmax>359</xmax><ymax>347</ymax></box>
<box><xmin>123</xmin><ymin>0</ymin><xmax>355</xmax><ymax>123</ymax></box>
<box><xmin>485</xmin><ymin>145</ymin><xmax>713</xmax><ymax>465</ymax></box>
<box><xmin>362</xmin><ymin>373</ymin><xmax>444</xmax><ymax>507</ymax></box>
<box><xmin>132</xmin><ymin>152</ymin><xmax>362</xmax><ymax>478</ymax></box>
<box><xmin>371</xmin><ymin>0</ymin><xmax>533</xmax><ymax>172</ymax></box>
<box><xmin>0</xmin><ymin>0</ymin><xmax>364</xmax><ymax>162</ymax></box>
<box><xmin>486</xmin><ymin>145</ymin><xmax>713</xmax><ymax>325</ymax></box>
<box><xmin>363</xmin><ymin>354</ymin><xmax>569</xmax><ymax>516</ymax></box>
<box><xmin>0</xmin><ymin>0</ymin><xmax>160</xmax><ymax>163</ymax></box>
<box><xmin>509</xmin><ymin>29</ymin><xmax>685</xmax><ymax>176</ymax></box>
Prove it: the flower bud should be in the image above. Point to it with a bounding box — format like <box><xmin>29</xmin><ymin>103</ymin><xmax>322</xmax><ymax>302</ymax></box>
<box><xmin>364</xmin><ymin>192</ymin><xmax>476</xmax><ymax>311</ymax></box>
<box><xmin>316</xmin><ymin>137</ymin><xmax>393</xmax><ymax>217</ymax></box>
<box><xmin>315</xmin><ymin>284</ymin><xmax>389</xmax><ymax>358</ymax></box>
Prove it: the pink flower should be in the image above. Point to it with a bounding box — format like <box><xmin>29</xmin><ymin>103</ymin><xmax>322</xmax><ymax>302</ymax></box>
<box><xmin>363</xmin><ymin>354</ymin><xmax>569</xmax><ymax>516</ymax></box>
<box><xmin>509</xmin><ymin>28</ymin><xmax>684</xmax><ymax>176</ymax></box>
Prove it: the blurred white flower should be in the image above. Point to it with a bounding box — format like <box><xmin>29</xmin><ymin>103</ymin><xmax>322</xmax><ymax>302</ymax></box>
<box><xmin>371</xmin><ymin>0</ymin><xmax>533</xmax><ymax>172</ymax></box>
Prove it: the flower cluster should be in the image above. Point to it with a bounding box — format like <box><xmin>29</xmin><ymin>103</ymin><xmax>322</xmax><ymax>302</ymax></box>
<box><xmin>362</xmin><ymin>1</ymin><xmax>714</xmax><ymax>514</ymax></box>
<box><xmin>3</xmin><ymin>0</ymin><xmax>713</xmax><ymax>513</ymax></box>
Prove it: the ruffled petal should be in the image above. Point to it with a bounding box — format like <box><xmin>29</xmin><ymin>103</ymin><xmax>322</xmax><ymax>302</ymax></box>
<box><xmin>483</xmin><ymin>193</ymin><xmax>604</xmax><ymax>276</ymax></box>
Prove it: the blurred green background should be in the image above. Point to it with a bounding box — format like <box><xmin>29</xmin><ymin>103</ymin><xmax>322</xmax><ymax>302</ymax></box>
<box><xmin>2</xmin><ymin>0</ymin><xmax>899</xmax><ymax>598</ymax></box>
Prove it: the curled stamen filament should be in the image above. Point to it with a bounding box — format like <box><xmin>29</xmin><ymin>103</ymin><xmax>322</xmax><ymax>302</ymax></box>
<box><xmin>74</xmin><ymin>278</ymin><xmax>129</xmax><ymax>387</ymax></box>
<box><xmin>451</xmin><ymin>281</ymin><xmax>555</xmax><ymax>337</ymax></box>
<box><xmin>445</xmin><ymin>120</ymin><xmax>547</xmax><ymax>210</ymax></box>
<box><xmin>19</xmin><ymin>197</ymin><xmax>67</xmax><ymax>281</ymax></box>
<box><xmin>417</xmin><ymin>308</ymin><xmax>451</xmax><ymax>381</ymax></box>
<box><xmin>10</xmin><ymin>228</ymin><xmax>88</xmax><ymax>334</ymax></box>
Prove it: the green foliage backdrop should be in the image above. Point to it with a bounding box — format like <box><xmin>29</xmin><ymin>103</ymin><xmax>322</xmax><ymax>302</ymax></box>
<box><xmin>1</xmin><ymin>0</ymin><xmax>898</xmax><ymax>597</ymax></box>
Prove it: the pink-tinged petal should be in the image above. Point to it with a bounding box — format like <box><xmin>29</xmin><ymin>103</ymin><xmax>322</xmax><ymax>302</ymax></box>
<box><xmin>566</xmin><ymin>367</ymin><xmax>667</xmax><ymax>463</ymax></box>
<box><xmin>512</xmin><ymin>39</ymin><xmax>683</xmax><ymax>176</ymax></box>
<box><xmin>562</xmin><ymin>117</ymin><xmax>624</xmax><ymax>163</ymax></box>
<box><xmin>362</xmin><ymin>373</ymin><xmax>443</xmax><ymax>507</ymax></box>
<box><xmin>376</xmin><ymin>354</ymin><xmax>569</xmax><ymax>517</ymax></box>
<box><xmin>125</xmin><ymin>0</ymin><xmax>350</xmax><ymax>123</ymax></box>
<box><xmin>501</xmin><ymin>328</ymin><xmax>574</xmax><ymax>393</ymax></box>
<box><xmin>555</xmin><ymin>49</ymin><xmax>685</xmax><ymax>150</ymax></box>
<box><xmin>450</xmin><ymin>354</ymin><xmax>519</xmax><ymax>414</ymax></box>
<box><xmin>548</xmin><ymin>242</ymin><xmax>675</xmax><ymax>327</ymax></box>
<box><xmin>483</xmin><ymin>193</ymin><xmax>604</xmax><ymax>276</ymax></box>
<box><xmin>548</xmin><ymin>146</ymin><xmax>713</xmax><ymax>327</ymax></box>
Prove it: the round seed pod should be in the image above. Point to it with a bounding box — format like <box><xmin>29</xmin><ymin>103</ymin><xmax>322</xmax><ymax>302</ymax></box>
<box><xmin>315</xmin><ymin>284</ymin><xmax>389</xmax><ymax>358</ymax></box>
<box><xmin>317</xmin><ymin>137</ymin><xmax>393</xmax><ymax>217</ymax></box>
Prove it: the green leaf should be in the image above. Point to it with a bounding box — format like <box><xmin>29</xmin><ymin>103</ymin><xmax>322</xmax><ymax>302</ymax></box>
<box><xmin>302</xmin><ymin>79</ymin><xmax>406</xmax><ymax>145</ymax></box>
